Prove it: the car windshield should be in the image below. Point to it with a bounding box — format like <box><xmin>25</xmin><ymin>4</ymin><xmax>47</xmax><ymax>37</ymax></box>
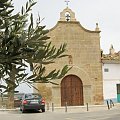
<box><xmin>25</xmin><ymin>94</ymin><xmax>41</xmax><ymax>99</ymax></box>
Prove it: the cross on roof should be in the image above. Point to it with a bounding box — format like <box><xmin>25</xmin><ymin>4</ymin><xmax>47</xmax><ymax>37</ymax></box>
<box><xmin>65</xmin><ymin>0</ymin><xmax>70</xmax><ymax>6</ymax></box>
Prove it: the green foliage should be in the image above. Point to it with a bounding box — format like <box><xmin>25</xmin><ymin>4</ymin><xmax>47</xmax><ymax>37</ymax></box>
<box><xmin>0</xmin><ymin>0</ymin><xmax>71</xmax><ymax>93</ymax></box>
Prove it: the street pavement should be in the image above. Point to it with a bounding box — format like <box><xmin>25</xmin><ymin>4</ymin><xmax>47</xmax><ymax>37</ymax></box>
<box><xmin>0</xmin><ymin>104</ymin><xmax>120</xmax><ymax>120</ymax></box>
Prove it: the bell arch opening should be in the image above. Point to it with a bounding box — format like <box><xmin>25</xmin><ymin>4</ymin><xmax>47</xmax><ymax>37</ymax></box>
<box><xmin>65</xmin><ymin>12</ymin><xmax>71</xmax><ymax>21</ymax></box>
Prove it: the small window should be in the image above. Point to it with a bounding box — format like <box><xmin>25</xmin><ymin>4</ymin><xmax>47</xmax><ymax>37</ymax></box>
<box><xmin>104</xmin><ymin>68</ymin><xmax>109</xmax><ymax>72</ymax></box>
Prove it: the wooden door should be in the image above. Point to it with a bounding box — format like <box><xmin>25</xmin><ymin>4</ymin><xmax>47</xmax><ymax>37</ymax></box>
<box><xmin>61</xmin><ymin>75</ymin><xmax>84</xmax><ymax>106</ymax></box>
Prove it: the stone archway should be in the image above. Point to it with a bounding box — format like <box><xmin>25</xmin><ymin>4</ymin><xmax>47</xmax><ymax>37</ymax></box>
<box><xmin>61</xmin><ymin>75</ymin><xmax>84</xmax><ymax>106</ymax></box>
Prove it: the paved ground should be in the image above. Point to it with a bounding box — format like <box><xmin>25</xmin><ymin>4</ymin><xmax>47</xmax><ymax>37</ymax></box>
<box><xmin>0</xmin><ymin>107</ymin><xmax>120</xmax><ymax>120</ymax></box>
<box><xmin>0</xmin><ymin>103</ymin><xmax>118</xmax><ymax>113</ymax></box>
<box><xmin>0</xmin><ymin>103</ymin><xmax>119</xmax><ymax>120</ymax></box>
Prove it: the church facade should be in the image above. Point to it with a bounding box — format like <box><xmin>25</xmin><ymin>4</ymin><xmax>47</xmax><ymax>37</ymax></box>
<box><xmin>36</xmin><ymin>7</ymin><xmax>103</xmax><ymax>106</ymax></box>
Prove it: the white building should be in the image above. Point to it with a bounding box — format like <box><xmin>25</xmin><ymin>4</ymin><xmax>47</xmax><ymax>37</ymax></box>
<box><xmin>102</xmin><ymin>45</ymin><xmax>120</xmax><ymax>103</ymax></box>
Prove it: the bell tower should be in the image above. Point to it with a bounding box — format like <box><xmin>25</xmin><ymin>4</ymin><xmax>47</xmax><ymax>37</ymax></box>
<box><xmin>59</xmin><ymin>7</ymin><xmax>76</xmax><ymax>22</ymax></box>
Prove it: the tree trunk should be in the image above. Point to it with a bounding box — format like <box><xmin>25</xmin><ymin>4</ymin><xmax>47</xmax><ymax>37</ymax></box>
<box><xmin>7</xmin><ymin>91</ymin><xmax>14</xmax><ymax>109</ymax></box>
<box><xmin>7</xmin><ymin>65</ymin><xmax>16</xmax><ymax>109</ymax></box>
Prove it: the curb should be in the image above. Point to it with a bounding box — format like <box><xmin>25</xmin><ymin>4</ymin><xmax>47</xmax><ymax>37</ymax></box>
<box><xmin>0</xmin><ymin>104</ymin><xmax>119</xmax><ymax>112</ymax></box>
<box><xmin>0</xmin><ymin>108</ymin><xmax>19</xmax><ymax>111</ymax></box>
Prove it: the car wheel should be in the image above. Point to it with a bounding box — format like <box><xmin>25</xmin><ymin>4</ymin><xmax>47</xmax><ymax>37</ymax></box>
<box><xmin>21</xmin><ymin>107</ymin><xmax>26</xmax><ymax>113</ymax></box>
<box><xmin>41</xmin><ymin>108</ymin><xmax>45</xmax><ymax>112</ymax></box>
<box><xmin>22</xmin><ymin>109</ymin><xmax>26</xmax><ymax>113</ymax></box>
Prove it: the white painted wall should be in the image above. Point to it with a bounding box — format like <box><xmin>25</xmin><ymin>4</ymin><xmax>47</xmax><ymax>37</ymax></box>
<box><xmin>103</xmin><ymin>63</ymin><xmax>120</xmax><ymax>102</ymax></box>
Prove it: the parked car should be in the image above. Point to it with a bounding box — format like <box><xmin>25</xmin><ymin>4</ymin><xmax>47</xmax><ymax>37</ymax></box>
<box><xmin>20</xmin><ymin>93</ymin><xmax>45</xmax><ymax>113</ymax></box>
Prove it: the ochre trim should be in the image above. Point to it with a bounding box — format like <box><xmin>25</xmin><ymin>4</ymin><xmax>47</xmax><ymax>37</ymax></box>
<box><xmin>102</xmin><ymin>60</ymin><xmax>120</xmax><ymax>64</ymax></box>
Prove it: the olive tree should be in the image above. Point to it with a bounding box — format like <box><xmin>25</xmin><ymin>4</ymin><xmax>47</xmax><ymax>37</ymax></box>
<box><xmin>0</xmin><ymin>0</ymin><xmax>71</xmax><ymax>108</ymax></box>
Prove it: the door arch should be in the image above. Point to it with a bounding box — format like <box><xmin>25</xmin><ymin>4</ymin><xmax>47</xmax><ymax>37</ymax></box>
<box><xmin>61</xmin><ymin>75</ymin><xmax>84</xmax><ymax>106</ymax></box>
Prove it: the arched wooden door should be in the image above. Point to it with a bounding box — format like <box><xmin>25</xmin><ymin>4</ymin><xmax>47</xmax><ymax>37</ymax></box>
<box><xmin>61</xmin><ymin>75</ymin><xmax>84</xmax><ymax>106</ymax></box>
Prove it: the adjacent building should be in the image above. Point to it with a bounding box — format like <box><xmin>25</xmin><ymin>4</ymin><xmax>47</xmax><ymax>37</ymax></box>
<box><xmin>102</xmin><ymin>45</ymin><xmax>120</xmax><ymax>103</ymax></box>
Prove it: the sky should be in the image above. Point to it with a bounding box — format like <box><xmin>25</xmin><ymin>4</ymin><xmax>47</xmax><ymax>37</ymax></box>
<box><xmin>13</xmin><ymin>0</ymin><xmax>120</xmax><ymax>54</ymax></box>
<box><xmin>12</xmin><ymin>0</ymin><xmax>120</xmax><ymax>92</ymax></box>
